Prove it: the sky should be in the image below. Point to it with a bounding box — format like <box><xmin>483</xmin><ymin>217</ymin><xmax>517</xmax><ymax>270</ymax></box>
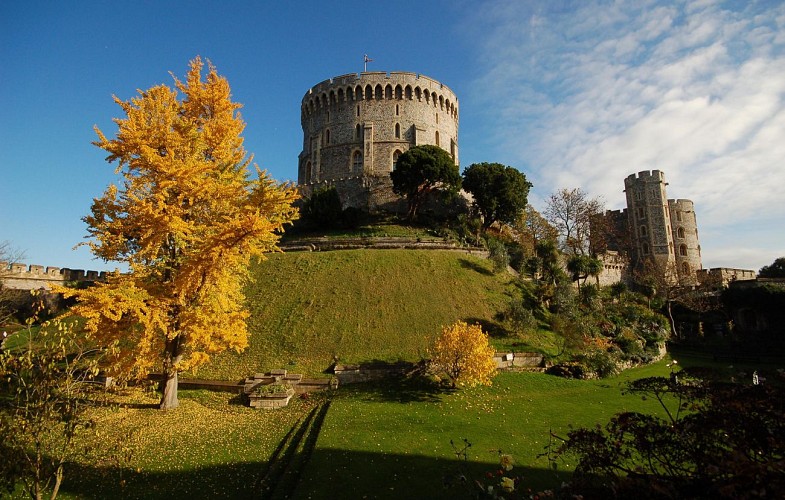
<box><xmin>1</xmin><ymin>0</ymin><xmax>783</xmax><ymax>273</ymax></box>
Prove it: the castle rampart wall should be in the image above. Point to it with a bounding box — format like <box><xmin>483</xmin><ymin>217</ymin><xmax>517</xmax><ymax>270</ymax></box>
<box><xmin>697</xmin><ymin>267</ymin><xmax>756</xmax><ymax>287</ymax></box>
<box><xmin>0</xmin><ymin>261</ymin><xmax>107</xmax><ymax>290</ymax></box>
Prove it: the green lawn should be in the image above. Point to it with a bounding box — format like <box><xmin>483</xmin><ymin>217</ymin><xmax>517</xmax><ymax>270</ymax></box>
<box><xmin>52</xmin><ymin>359</ymin><xmax>674</xmax><ymax>499</ymax></box>
<box><xmin>293</xmin><ymin>361</ymin><xmax>674</xmax><ymax>498</ymax></box>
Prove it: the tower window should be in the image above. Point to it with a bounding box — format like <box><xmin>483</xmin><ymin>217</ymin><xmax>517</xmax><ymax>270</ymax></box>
<box><xmin>642</xmin><ymin>242</ymin><xmax>650</xmax><ymax>255</ymax></box>
<box><xmin>679</xmin><ymin>244</ymin><xmax>688</xmax><ymax>256</ymax></box>
<box><xmin>352</xmin><ymin>150</ymin><xmax>363</xmax><ymax>172</ymax></box>
<box><xmin>677</xmin><ymin>227</ymin><xmax>685</xmax><ymax>238</ymax></box>
<box><xmin>356</xmin><ymin>124</ymin><xmax>362</xmax><ymax>140</ymax></box>
<box><xmin>435</xmin><ymin>131</ymin><xmax>440</xmax><ymax>146</ymax></box>
<box><xmin>325</xmin><ymin>129</ymin><xmax>330</xmax><ymax>144</ymax></box>
<box><xmin>639</xmin><ymin>225</ymin><xmax>647</xmax><ymax>237</ymax></box>
<box><xmin>392</xmin><ymin>150</ymin><xmax>401</xmax><ymax>171</ymax></box>
<box><xmin>395</xmin><ymin>123</ymin><xmax>400</xmax><ymax>139</ymax></box>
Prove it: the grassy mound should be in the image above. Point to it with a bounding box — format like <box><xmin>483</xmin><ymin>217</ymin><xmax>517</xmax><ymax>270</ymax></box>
<box><xmin>196</xmin><ymin>250</ymin><xmax>515</xmax><ymax>380</ymax></box>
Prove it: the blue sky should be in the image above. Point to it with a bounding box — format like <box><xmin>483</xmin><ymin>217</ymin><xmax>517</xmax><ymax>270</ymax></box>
<box><xmin>1</xmin><ymin>0</ymin><xmax>783</xmax><ymax>273</ymax></box>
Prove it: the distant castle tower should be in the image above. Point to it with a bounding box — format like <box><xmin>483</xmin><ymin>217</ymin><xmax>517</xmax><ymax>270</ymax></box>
<box><xmin>622</xmin><ymin>170</ymin><xmax>702</xmax><ymax>283</ymax></box>
<box><xmin>298</xmin><ymin>72</ymin><xmax>459</xmax><ymax>210</ymax></box>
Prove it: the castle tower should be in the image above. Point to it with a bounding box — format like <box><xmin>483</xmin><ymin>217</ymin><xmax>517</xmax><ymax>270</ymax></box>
<box><xmin>668</xmin><ymin>199</ymin><xmax>702</xmax><ymax>283</ymax></box>
<box><xmin>624</xmin><ymin>170</ymin><xmax>674</xmax><ymax>270</ymax></box>
<box><xmin>298</xmin><ymin>72</ymin><xmax>459</xmax><ymax>210</ymax></box>
<box><xmin>623</xmin><ymin>170</ymin><xmax>702</xmax><ymax>283</ymax></box>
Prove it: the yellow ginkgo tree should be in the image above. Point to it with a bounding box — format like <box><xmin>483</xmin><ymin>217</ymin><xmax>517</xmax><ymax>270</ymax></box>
<box><xmin>60</xmin><ymin>57</ymin><xmax>298</xmax><ymax>409</ymax></box>
<box><xmin>429</xmin><ymin>321</ymin><xmax>497</xmax><ymax>388</ymax></box>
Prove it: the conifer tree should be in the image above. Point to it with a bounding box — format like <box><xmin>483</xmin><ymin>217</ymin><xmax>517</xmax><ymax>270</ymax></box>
<box><xmin>61</xmin><ymin>58</ymin><xmax>298</xmax><ymax>409</ymax></box>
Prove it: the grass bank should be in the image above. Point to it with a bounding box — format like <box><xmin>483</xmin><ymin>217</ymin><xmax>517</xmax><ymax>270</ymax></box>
<box><xmin>198</xmin><ymin>250</ymin><xmax>516</xmax><ymax>380</ymax></box>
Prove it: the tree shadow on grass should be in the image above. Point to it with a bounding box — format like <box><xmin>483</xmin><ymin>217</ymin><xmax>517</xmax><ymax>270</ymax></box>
<box><xmin>335</xmin><ymin>375</ymin><xmax>455</xmax><ymax>404</ymax></box>
<box><xmin>57</xmin><ymin>448</ymin><xmax>559</xmax><ymax>500</ymax></box>
<box><xmin>458</xmin><ymin>257</ymin><xmax>494</xmax><ymax>276</ymax></box>
<box><xmin>463</xmin><ymin>317</ymin><xmax>509</xmax><ymax>339</ymax></box>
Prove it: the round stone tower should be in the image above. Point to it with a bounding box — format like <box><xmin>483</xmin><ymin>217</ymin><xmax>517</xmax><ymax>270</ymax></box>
<box><xmin>668</xmin><ymin>199</ymin><xmax>702</xmax><ymax>282</ymax></box>
<box><xmin>298</xmin><ymin>72</ymin><xmax>459</xmax><ymax>210</ymax></box>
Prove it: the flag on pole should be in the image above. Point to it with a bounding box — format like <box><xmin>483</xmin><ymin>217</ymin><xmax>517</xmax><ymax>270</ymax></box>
<box><xmin>364</xmin><ymin>54</ymin><xmax>373</xmax><ymax>71</ymax></box>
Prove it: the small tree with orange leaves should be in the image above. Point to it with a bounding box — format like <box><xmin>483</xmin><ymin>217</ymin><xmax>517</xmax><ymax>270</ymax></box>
<box><xmin>429</xmin><ymin>321</ymin><xmax>497</xmax><ymax>388</ymax></box>
<box><xmin>59</xmin><ymin>58</ymin><xmax>298</xmax><ymax>410</ymax></box>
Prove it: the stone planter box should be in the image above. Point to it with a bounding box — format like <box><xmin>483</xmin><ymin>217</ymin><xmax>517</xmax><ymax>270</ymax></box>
<box><xmin>248</xmin><ymin>386</ymin><xmax>295</xmax><ymax>409</ymax></box>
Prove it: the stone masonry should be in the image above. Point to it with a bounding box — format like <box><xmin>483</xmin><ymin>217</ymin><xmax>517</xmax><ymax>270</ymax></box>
<box><xmin>297</xmin><ymin>71</ymin><xmax>459</xmax><ymax>211</ymax></box>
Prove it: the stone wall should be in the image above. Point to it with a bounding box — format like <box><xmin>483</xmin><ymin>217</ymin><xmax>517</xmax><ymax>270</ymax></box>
<box><xmin>0</xmin><ymin>261</ymin><xmax>107</xmax><ymax>290</ymax></box>
<box><xmin>697</xmin><ymin>267</ymin><xmax>757</xmax><ymax>287</ymax></box>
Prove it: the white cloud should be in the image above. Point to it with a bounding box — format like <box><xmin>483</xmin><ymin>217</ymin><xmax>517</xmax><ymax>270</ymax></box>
<box><xmin>467</xmin><ymin>0</ymin><xmax>785</xmax><ymax>269</ymax></box>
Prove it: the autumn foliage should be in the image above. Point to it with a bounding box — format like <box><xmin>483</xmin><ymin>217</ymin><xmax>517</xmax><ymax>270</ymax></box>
<box><xmin>429</xmin><ymin>321</ymin><xmax>497</xmax><ymax>388</ymax></box>
<box><xmin>59</xmin><ymin>58</ymin><xmax>298</xmax><ymax>409</ymax></box>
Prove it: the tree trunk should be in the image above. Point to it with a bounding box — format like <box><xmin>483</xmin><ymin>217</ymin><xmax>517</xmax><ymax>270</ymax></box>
<box><xmin>666</xmin><ymin>300</ymin><xmax>678</xmax><ymax>340</ymax></box>
<box><xmin>159</xmin><ymin>370</ymin><xmax>179</xmax><ymax>410</ymax></box>
<box><xmin>159</xmin><ymin>335</ymin><xmax>182</xmax><ymax>410</ymax></box>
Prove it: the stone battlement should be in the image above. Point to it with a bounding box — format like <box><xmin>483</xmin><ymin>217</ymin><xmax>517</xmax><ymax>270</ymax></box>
<box><xmin>304</xmin><ymin>71</ymin><xmax>454</xmax><ymax>100</ymax></box>
<box><xmin>0</xmin><ymin>261</ymin><xmax>107</xmax><ymax>290</ymax></box>
<box><xmin>625</xmin><ymin>170</ymin><xmax>665</xmax><ymax>186</ymax></box>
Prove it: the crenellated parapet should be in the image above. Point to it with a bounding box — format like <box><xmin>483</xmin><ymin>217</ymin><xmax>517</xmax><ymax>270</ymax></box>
<box><xmin>0</xmin><ymin>261</ymin><xmax>107</xmax><ymax>290</ymax></box>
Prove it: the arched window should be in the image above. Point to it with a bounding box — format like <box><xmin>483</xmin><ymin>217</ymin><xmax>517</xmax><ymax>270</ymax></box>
<box><xmin>679</xmin><ymin>244</ymin><xmax>688</xmax><ymax>256</ymax></box>
<box><xmin>435</xmin><ymin>131</ymin><xmax>440</xmax><ymax>146</ymax></box>
<box><xmin>415</xmin><ymin>87</ymin><xmax>421</xmax><ymax>100</ymax></box>
<box><xmin>352</xmin><ymin>150</ymin><xmax>363</xmax><ymax>172</ymax></box>
<box><xmin>395</xmin><ymin>85</ymin><xmax>403</xmax><ymax>99</ymax></box>
<box><xmin>325</xmin><ymin>129</ymin><xmax>330</xmax><ymax>144</ymax></box>
<box><xmin>424</xmin><ymin>90</ymin><xmax>430</xmax><ymax>103</ymax></box>
<box><xmin>365</xmin><ymin>85</ymin><xmax>373</xmax><ymax>100</ymax></box>
<box><xmin>681</xmin><ymin>262</ymin><xmax>690</xmax><ymax>275</ymax></box>
<box><xmin>374</xmin><ymin>84</ymin><xmax>382</xmax><ymax>100</ymax></box>
<box><xmin>395</xmin><ymin>123</ymin><xmax>401</xmax><ymax>139</ymax></box>
<box><xmin>392</xmin><ymin>150</ymin><xmax>402</xmax><ymax>171</ymax></box>
<box><xmin>385</xmin><ymin>85</ymin><xmax>392</xmax><ymax>99</ymax></box>
<box><xmin>677</xmin><ymin>227</ymin><xmax>685</xmax><ymax>238</ymax></box>
<box><xmin>355</xmin><ymin>86</ymin><xmax>362</xmax><ymax>100</ymax></box>
<box><xmin>396</xmin><ymin>104</ymin><xmax>399</xmax><ymax>116</ymax></box>
<box><xmin>405</xmin><ymin>85</ymin><xmax>412</xmax><ymax>99</ymax></box>
<box><xmin>338</xmin><ymin>88</ymin><xmax>345</xmax><ymax>102</ymax></box>
<box><xmin>640</xmin><ymin>225</ymin><xmax>647</xmax><ymax>237</ymax></box>
<box><xmin>355</xmin><ymin>124</ymin><xmax>362</xmax><ymax>140</ymax></box>
<box><xmin>642</xmin><ymin>242</ymin><xmax>650</xmax><ymax>255</ymax></box>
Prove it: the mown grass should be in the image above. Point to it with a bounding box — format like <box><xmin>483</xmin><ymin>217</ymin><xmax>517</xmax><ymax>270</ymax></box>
<box><xmin>293</xmin><ymin>360</ymin><xmax>675</xmax><ymax>499</ymax></box>
<box><xmin>197</xmin><ymin>250</ymin><xmax>516</xmax><ymax>379</ymax></box>
<box><xmin>52</xmin><ymin>359</ymin><xmax>675</xmax><ymax>499</ymax></box>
